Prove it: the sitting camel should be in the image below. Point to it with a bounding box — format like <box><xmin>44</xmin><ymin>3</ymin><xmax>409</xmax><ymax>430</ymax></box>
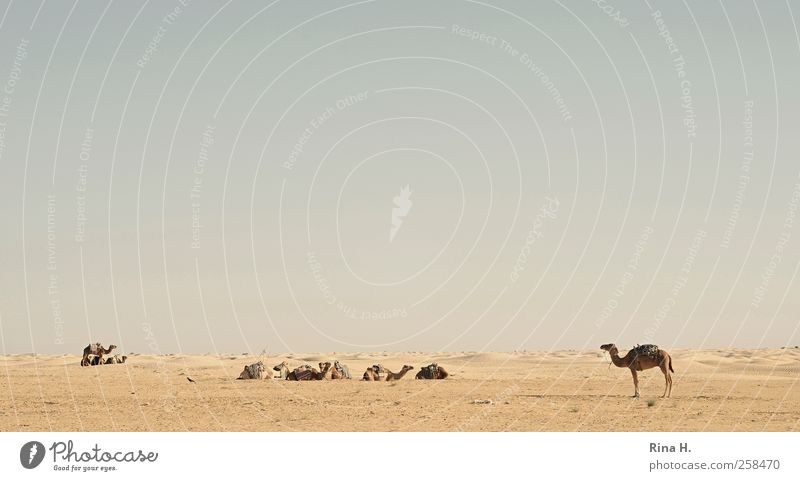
<box><xmin>415</xmin><ymin>363</ymin><xmax>449</xmax><ymax>379</ymax></box>
<box><xmin>600</xmin><ymin>343</ymin><xmax>674</xmax><ymax>398</ymax></box>
<box><xmin>81</xmin><ymin>343</ymin><xmax>116</xmax><ymax>366</ymax></box>
<box><xmin>104</xmin><ymin>355</ymin><xmax>128</xmax><ymax>364</ymax></box>
<box><xmin>330</xmin><ymin>360</ymin><xmax>351</xmax><ymax>379</ymax></box>
<box><xmin>362</xmin><ymin>364</ymin><xmax>414</xmax><ymax>381</ymax></box>
<box><xmin>237</xmin><ymin>361</ymin><xmax>267</xmax><ymax>380</ymax></box>
<box><xmin>286</xmin><ymin>362</ymin><xmax>331</xmax><ymax>381</ymax></box>
<box><xmin>273</xmin><ymin>361</ymin><xmax>290</xmax><ymax>379</ymax></box>
<box><xmin>286</xmin><ymin>364</ymin><xmax>313</xmax><ymax>381</ymax></box>
<box><xmin>318</xmin><ymin>362</ymin><xmax>334</xmax><ymax>379</ymax></box>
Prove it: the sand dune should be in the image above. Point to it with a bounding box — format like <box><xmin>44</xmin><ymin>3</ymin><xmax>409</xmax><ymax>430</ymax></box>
<box><xmin>1</xmin><ymin>348</ymin><xmax>798</xmax><ymax>431</ymax></box>
<box><xmin>438</xmin><ymin>352</ymin><xmax>516</xmax><ymax>363</ymax></box>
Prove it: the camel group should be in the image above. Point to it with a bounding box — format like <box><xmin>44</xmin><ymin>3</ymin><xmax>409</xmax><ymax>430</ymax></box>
<box><xmin>235</xmin><ymin>360</ymin><xmax>449</xmax><ymax>382</ymax></box>
<box><xmin>80</xmin><ymin>343</ymin><xmax>126</xmax><ymax>366</ymax></box>
<box><xmin>273</xmin><ymin>361</ymin><xmax>352</xmax><ymax>381</ymax></box>
<box><xmin>236</xmin><ymin>361</ymin><xmax>337</xmax><ymax>380</ymax></box>
<box><xmin>246</xmin><ymin>347</ymin><xmax>673</xmax><ymax>399</ymax></box>
<box><xmin>79</xmin><ymin>341</ymin><xmax>674</xmax><ymax>398</ymax></box>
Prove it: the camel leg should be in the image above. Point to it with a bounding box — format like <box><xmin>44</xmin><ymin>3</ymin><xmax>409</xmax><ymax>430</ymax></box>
<box><xmin>666</xmin><ymin>365</ymin><xmax>673</xmax><ymax>398</ymax></box>
<box><xmin>659</xmin><ymin>358</ymin><xmax>673</xmax><ymax>398</ymax></box>
<box><xmin>630</xmin><ymin>368</ymin><xmax>640</xmax><ymax>398</ymax></box>
<box><xmin>667</xmin><ymin>370</ymin><xmax>672</xmax><ymax>397</ymax></box>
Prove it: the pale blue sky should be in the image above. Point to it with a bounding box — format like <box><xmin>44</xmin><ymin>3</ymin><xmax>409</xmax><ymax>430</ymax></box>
<box><xmin>0</xmin><ymin>0</ymin><xmax>799</xmax><ymax>354</ymax></box>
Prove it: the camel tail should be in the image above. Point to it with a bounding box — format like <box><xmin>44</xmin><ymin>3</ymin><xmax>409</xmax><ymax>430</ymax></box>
<box><xmin>669</xmin><ymin>358</ymin><xmax>674</xmax><ymax>373</ymax></box>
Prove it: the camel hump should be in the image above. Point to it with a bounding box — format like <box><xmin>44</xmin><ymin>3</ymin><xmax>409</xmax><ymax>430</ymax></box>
<box><xmin>633</xmin><ymin>344</ymin><xmax>660</xmax><ymax>358</ymax></box>
<box><xmin>243</xmin><ymin>361</ymin><xmax>265</xmax><ymax>379</ymax></box>
<box><xmin>372</xmin><ymin>365</ymin><xmax>387</xmax><ymax>379</ymax></box>
<box><xmin>291</xmin><ymin>364</ymin><xmax>313</xmax><ymax>378</ymax></box>
<box><xmin>334</xmin><ymin>361</ymin><xmax>351</xmax><ymax>379</ymax></box>
<box><xmin>421</xmin><ymin>363</ymin><xmax>438</xmax><ymax>376</ymax></box>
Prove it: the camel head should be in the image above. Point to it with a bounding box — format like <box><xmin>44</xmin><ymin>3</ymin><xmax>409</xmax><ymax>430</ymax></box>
<box><xmin>401</xmin><ymin>365</ymin><xmax>414</xmax><ymax>372</ymax></box>
<box><xmin>273</xmin><ymin>361</ymin><xmax>288</xmax><ymax>371</ymax></box>
<box><xmin>108</xmin><ymin>344</ymin><xmax>117</xmax><ymax>350</ymax></box>
<box><xmin>121</xmin><ymin>355</ymin><xmax>128</xmax><ymax>363</ymax></box>
<box><xmin>600</xmin><ymin>343</ymin><xmax>617</xmax><ymax>354</ymax></box>
<box><xmin>320</xmin><ymin>362</ymin><xmax>332</xmax><ymax>371</ymax></box>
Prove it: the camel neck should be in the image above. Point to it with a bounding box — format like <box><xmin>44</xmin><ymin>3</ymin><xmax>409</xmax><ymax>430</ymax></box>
<box><xmin>610</xmin><ymin>350</ymin><xmax>629</xmax><ymax>368</ymax></box>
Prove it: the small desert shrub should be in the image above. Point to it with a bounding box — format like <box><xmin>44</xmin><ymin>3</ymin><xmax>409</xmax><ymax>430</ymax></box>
<box><xmin>646</xmin><ymin>399</ymin><xmax>657</xmax><ymax>407</ymax></box>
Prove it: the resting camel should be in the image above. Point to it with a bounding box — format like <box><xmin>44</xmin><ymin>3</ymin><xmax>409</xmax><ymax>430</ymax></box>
<box><xmin>415</xmin><ymin>363</ymin><xmax>449</xmax><ymax>379</ymax></box>
<box><xmin>286</xmin><ymin>362</ymin><xmax>331</xmax><ymax>381</ymax></box>
<box><xmin>104</xmin><ymin>355</ymin><xmax>128</xmax><ymax>364</ymax></box>
<box><xmin>273</xmin><ymin>361</ymin><xmax>290</xmax><ymax>379</ymax></box>
<box><xmin>286</xmin><ymin>364</ymin><xmax>312</xmax><ymax>381</ymax></box>
<box><xmin>318</xmin><ymin>362</ymin><xmax>335</xmax><ymax>379</ymax></box>
<box><xmin>600</xmin><ymin>343</ymin><xmax>673</xmax><ymax>398</ymax></box>
<box><xmin>237</xmin><ymin>361</ymin><xmax>267</xmax><ymax>380</ymax></box>
<box><xmin>362</xmin><ymin>364</ymin><xmax>414</xmax><ymax>381</ymax></box>
<box><xmin>81</xmin><ymin>343</ymin><xmax>116</xmax><ymax>366</ymax></box>
<box><xmin>330</xmin><ymin>360</ymin><xmax>351</xmax><ymax>379</ymax></box>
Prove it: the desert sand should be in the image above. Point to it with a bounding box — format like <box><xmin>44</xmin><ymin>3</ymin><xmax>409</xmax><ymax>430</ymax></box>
<box><xmin>1</xmin><ymin>348</ymin><xmax>798</xmax><ymax>431</ymax></box>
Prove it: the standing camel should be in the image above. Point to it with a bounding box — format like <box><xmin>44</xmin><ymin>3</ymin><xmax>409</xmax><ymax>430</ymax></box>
<box><xmin>81</xmin><ymin>343</ymin><xmax>116</xmax><ymax>366</ymax></box>
<box><xmin>600</xmin><ymin>343</ymin><xmax>673</xmax><ymax>398</ymax></box>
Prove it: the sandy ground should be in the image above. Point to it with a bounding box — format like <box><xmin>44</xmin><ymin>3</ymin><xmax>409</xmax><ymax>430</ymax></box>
<box><xmin>1</xmin><ymin>348</ymin><xmax>798</xmax><ymax>431</ymax></box>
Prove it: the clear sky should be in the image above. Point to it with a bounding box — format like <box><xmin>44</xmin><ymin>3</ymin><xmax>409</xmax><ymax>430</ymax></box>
<box><xmin>0</xmin><ymin>0</ymin><xmax>798</xmax><ymax>354</ymax></box>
